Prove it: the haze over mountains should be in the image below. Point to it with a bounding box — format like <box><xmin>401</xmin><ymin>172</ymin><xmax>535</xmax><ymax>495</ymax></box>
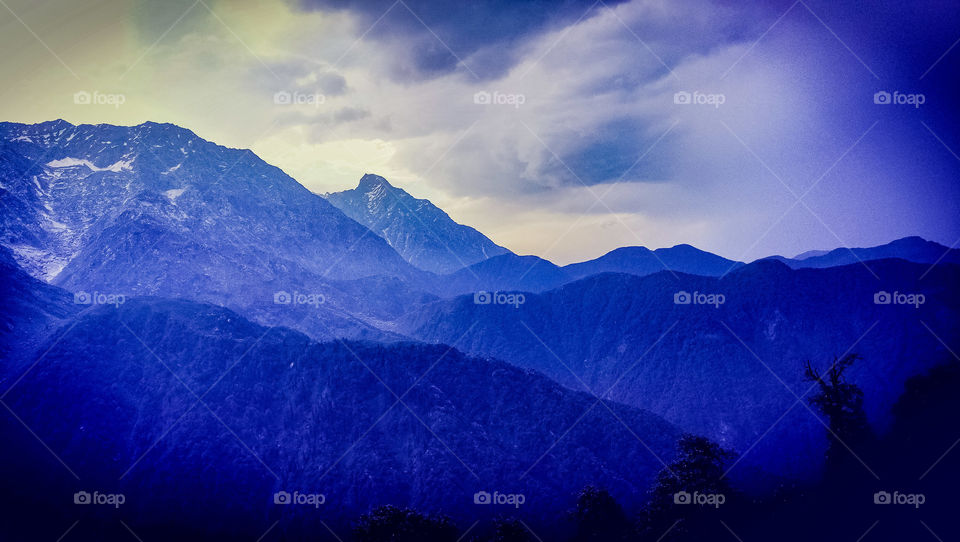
<box><xmin>766</xmin><ymin>236</ymin><xmax>960</xmax><ymax>270</ymax></box>
<box><xmin>402</xmin><ymin>258</ymin><xmax>960</xmax><ymax>478</ymax></box>
<box><xmin>1</xmin><ymin>120</ymin><xmax>958</xmax><ymax>537</ymax></box>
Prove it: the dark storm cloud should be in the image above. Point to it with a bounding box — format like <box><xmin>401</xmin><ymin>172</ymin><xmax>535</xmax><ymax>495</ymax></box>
<box><xmin>293</xmin><ymin>0</ymin><xmax>631</xmax><ymax>80</ymax></box>
<box><xmin>559</xmin><ymin>118</ymin><xmax>673</xmax><ymax>184</ymax></box>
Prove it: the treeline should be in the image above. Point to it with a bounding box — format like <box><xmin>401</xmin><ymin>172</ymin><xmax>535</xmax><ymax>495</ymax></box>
<box><xmin>349</xmin><ymin>355</ymin><xmax>960</xmax><ymax>542</ymax></box>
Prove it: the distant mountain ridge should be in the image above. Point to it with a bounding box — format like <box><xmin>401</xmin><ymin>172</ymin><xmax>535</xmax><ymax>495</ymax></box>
<box><xmin>764</xmin><ymin>236</ymin><xmax>959</xmax><ymax>269</ymax></box>
<box><xmin>431</xmin><ymin>244</ymin><xmax>744</xmax><ymax>296</ymax></box>
<box><xmin>326</xmin><ymin>174</ymin><xmax>511</xmax><ymax>274</ymax></box>
<box><xmin>402</xmin><ymin>258</ymin><xmax>960</xmax><ymax>479</ymax></box>
<box><xmin>563</xmin><ymin>243</ymin><xmax>744</xmax><ymax>281</ymax></box>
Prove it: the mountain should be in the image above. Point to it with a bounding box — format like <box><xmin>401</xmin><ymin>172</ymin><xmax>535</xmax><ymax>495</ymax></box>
<box><xmin>435</xmin><ymin>253</ymin><xmax>569</xmax><ymax>296</ymax></box>
<box><xmin>0</xmin><ymin>265</ymin><xmax>678</xmax><ymax>538</ymax></box>
<box><xmin>326</xmin><ymin>174</ymin><xmax>511</xmax><ymax>274</ymax></box>
<box><xmin>431</xmin><ymin>244</ymin><xmax>743</xmax><ymax>297</ymax></box>
<box><xmin>769</xmin><ymin>236</ymin><xmax>960</xmax><ymax>269</ymax></box>
<box><xmin>0</xmin><ymin>120</ymin><xmax>432</xmax><ymax>341</ymax></box>
<box><xmin>400</xmin><ymin>259</ymin><xmax>960</xmax><ymax>480</ymax></box>
<box><xmin>792</xmin><ymin>249</ymin><xmax>829</xmax><ymax>260</ymax></box>
<box><xmin>562</xmin><ymin>244</ymin><xmax>744</xmax><ymax>281</ymax></box>
<box><xmin>0</xmin><ymin>244</ymin><xmax>78</xmax><ymax>362</ymax></box>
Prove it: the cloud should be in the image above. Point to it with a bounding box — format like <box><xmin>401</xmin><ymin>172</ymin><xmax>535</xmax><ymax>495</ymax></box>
<box><xmin>292</xmin><ymin>0</ymin><xmax>634</xmax><ymax>80</ymax></box>
<box><xmin>3</xmin><ymin>0</ymin><xmax>957</xmax><ymax>263</ymax></box>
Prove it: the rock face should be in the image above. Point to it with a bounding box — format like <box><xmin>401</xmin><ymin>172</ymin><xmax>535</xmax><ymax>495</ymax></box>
<box><xmin>0</xmin><ymin>120</ymin><xmax>432</xmax><ymax>341</ymax></box>
<box><xmin>401</xmin><ymin>258</ymin><xmax>960</xmax><ymax>479</ymax></box>
<box><xmin>326</xmin><ymin>174</ymin><xmax>511</xmax><ymax>274</ymax></box>
<box><xmin>0</xmin><ymin>256</ymin><xmax>678</xmax><ymax>535</ymax></box>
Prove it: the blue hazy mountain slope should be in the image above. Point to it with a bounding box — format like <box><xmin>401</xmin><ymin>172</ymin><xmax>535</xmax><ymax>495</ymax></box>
<box><xmin>0</xmin><ymin>120</ymin><xmax>435</xmax><ymax>341</ymax></box>
<box><xmin>562</xmin><ymin>244</ymin><xmax>744</xmax><ymax>281</ymax></box>
<box><xmin>435</xmin><ymin>253</ymin><xmax>570</xmax><ymax>295</ymax></box>
<box><xmin>793</xmin><ymin>249</ymin><xmax>830</xmax><ymax>260</ymax></box>
<box><xmin>766</xmin><ymin>236</ymin><xmax>960</xmax><ymax>269</ymax></box>
<box><xmin>0</xmin><ymin>293</ymin><xmax>678</xmax><ymax>535</ymax></box>
<box><xmin>401</xmin><ymin>259</ymin><xmax>960</xmax><ymax>479</ymax></box>
<box><xmin>0</xmin><ymin>244</ymin><xmax>78</xmax><ymax>362</ymax></box>
<box><xmin>326</xmin><ymin>174</ymin><xmax>512</xmax><ymax>274</ymax></box>
<box><xmin>435</xmin><ymin>244</ymin><xmax>745</xmax><ymax>296</ymax></box>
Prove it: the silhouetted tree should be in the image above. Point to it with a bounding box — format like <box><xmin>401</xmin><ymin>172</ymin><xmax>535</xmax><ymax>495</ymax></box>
<box><xmin>638</xmin><ymin>435</ymin><xmax>734</xmax><ymax>541</ymax></box>
<box><xmin>803</xmin><ymin>354</ymin><xmax>873</xmax><ymax>477</ymax></box>
<box><xmin>569</xmin><ymin>486</ymin><xmax>629</xmax><ymax>541</ymax></box>
<box><xmin>353</xmin><ymin>505</ymin><xmax>458</xmax><ymax>542</ymax></box>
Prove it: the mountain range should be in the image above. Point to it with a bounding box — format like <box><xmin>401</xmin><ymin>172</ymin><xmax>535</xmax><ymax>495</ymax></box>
<box><xmin>325</xmin><ymin>174</ymin><xmax>511</xmax><ymax>274</ymax></box>
<box><xmin>1</xmin><ymin>120</ymin><xmax>958</xmax><ymax>537</ymax></box>
<box><xmin>401</xmin><ymin>258</ymin><xmax>960</xmax><ymax>479</ymax></box>
<box><xmin>0</xmin><ymin>120</ymin><xmax>435</xmax><ymax>342</ymax></box>
<box><xmin>0</xmin><ymin>249</ymin><xmax>677</xmax><ymax>537</ymax></box>
<box><xmin>765</xmin><ymin>236</ymin><xmax>960</xmax><ymax>269</ymax></box>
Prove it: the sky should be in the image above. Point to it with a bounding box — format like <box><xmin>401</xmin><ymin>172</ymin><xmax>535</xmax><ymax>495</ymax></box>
<box><xmin>0</xmin><ymin>0</ymin><xmax>958</xmax><ymax>264</ymax></box>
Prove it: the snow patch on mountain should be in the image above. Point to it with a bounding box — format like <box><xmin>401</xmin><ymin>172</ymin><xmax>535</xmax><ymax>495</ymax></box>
<box><xmin>163</xmin><ymin>187</ymin><xmax>187</xmax><ymax>202</ymax></box>
<box><xmin>7</xmin><ymin>244</ymin><xmax>68</xmax><ymax>280</ymax></box>
<box><xmin>46</xmin><ymin>157</ymin><xmax>134</xmax><ymax>173</ymax></box>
